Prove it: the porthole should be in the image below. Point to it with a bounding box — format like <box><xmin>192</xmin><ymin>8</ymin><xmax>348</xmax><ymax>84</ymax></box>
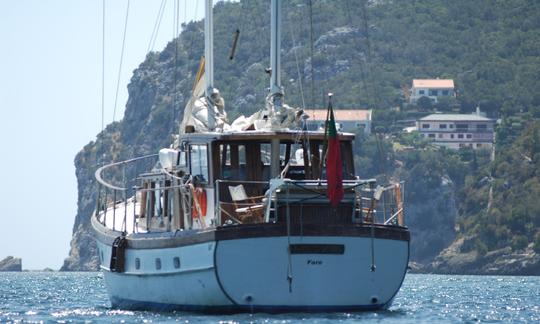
<box><xmin>173</xmin><ymin>257</ymin><xmax>180</xmax><ymax>269</ymax></box>
<box><xmin>155</xmin><ymin>258</ymin><xmax>162</xmax><ymax>270</ymax></box>
<box><xmin>135</xmin><ymin>258</ymin><xmax>140</xmax><ymax>270</ymax></box>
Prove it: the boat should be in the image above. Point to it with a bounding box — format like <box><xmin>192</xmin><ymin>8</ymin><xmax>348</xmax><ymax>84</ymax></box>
<box><xmin>92</xmin><ymin>0</ymin><xmax>409</xmax><ymax>313</ymax></box>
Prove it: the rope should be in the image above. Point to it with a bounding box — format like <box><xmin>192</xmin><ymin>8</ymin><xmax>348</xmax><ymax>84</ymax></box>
<box><xmin>100</xmin><ymin>0</ymin><xmax>105</xmax><ymax>154</ymax></box>
<box><xmin>288</xmin><ymin>16</ymin><xmax>306</xmax><ymax>110</ymax></box>
<box><xmin>112</xmin><ymin>0</ymin><xmax>131</xmax><ymax>122</ymax></box>
<box><xmin>308</xmin><ymin>0</ymin><xmax>315</xmax><ymax>108</ymax></box>
<box><xmin>147</xmin><ymin>0</ymin><xmax>167</xmax><ymax>53</ymax></box>
<box><xmin>286</xmin><ymin>184</ymin><xmax>293</xmax><ymax>293</ymax></box>
<box><xmin>172</xmin><ymin>0</ymin><xmax>180</xmax><ymax>126</ymax></box>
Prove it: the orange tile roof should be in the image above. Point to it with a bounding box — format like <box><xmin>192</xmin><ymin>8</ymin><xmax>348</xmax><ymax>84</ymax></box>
<box><xmin>412</xmin><ymin>79</ymin><xmax>454</xmax><ymax>88</ymax></box>
<box><xmin>307</xmin><ymin>109</ymin><xmax>372</xmax><ymax>121</ymax></box>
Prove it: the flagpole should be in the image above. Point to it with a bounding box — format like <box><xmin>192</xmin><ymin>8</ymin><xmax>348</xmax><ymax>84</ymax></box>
<box><xmin>319</xmin><ymin>93</ymin><xmax>332</xmax><ymax>179</ymax></box>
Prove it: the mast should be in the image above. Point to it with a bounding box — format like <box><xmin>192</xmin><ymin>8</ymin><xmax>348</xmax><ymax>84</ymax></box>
<box><xmin>269</xmin><ymin>0</ymin><xmax>282</xmax><ymax>176</ymax></box>
<box><xmin>205</xmin><ymin>0</ymin><xmax>215</xmax><ymax>129</ymax></box>
<box><xmin>269</xmin><ymin>0</ymin><xmax>283</xmax><ymax>110</ymax></box>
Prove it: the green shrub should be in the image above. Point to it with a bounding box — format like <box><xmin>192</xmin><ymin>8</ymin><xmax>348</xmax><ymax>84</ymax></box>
<box><xmin>511</xmin><ymin>235</ymin><xmax>529</xmax><ymax>251</ymax></box>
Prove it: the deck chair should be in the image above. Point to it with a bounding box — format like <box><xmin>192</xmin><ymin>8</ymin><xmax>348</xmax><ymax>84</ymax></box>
<box><xmin>228</xmin><ymin>185</ymin><xmax>265</xmax><ymax>223</ymax></box>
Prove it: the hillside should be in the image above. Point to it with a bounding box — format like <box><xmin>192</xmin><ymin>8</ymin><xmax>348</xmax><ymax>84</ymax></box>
<box><xmin>62</xmin><ymin>0</ymin><xmax>540</xmax><ymax>273</ymax></box>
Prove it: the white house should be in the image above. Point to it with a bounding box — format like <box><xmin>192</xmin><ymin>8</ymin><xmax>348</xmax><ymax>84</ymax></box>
<box><xmin>410</xmin><ymin>79</ymin><xmax>455</xmax><ymax>103</ymax></box>
<box><xmin>306</xmin><ymin>109</ymin><xmax>372</xmax><ymax>134</ymax></box>
<box><xmin>416</xmin><ymin>113</ymin><xmax>495</xmax><ymax>150</ymax></box>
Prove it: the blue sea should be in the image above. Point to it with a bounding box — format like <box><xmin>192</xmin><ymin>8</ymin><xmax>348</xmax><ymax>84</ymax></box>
<box><xmin>0</xmin><ymin>272</ymin><xmax>538</xmax><ymax>323</ymax></box>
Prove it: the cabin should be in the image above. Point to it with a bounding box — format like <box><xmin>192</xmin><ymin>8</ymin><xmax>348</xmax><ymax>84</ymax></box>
<box><xmin>132</xmin><ymin>131</ymin><xmax>369</xmax><ymax>232</ymax></box>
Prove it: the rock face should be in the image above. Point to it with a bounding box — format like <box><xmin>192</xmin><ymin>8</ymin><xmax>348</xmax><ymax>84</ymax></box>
<box><xmin>428</xmin><ymin>237</ymin><xmax>540</xmax><ymax>275</ymax></box>
<box><xmin>61</xmin><ymin>0</ymin><xmax>536</xmax><ymax>275</ymax></box>
<box><xmin>0</xmin><ymin>256</ymin><xmax>22</xmax><ymax>271</ymax></box>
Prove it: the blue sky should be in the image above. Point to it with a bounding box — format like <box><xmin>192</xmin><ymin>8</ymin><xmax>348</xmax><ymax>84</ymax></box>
<box><xmin>0</xmin><ymin>0</ymin><xmax>205</xmax><ymax>270</ymax></box>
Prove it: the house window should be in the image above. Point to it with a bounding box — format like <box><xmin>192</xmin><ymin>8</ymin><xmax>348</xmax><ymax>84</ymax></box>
<box><xmin>459</xmin><ymin>144</ymin><xmax>465</xmax><ymax>148</ymax></box>
<box><xmin>458</xmin><ymin>134</ymin><xmax>464</xmax><ymax>139</ymax></box>
<box><xmin>173</xmin><ymin>257</ymin><xmax>181</xmax><ymax>269</ymax></box>
<box><xmin>466</xmin><ymin>134</ymin><xmax>472</xmax><ymax>139</ymax></box>
<box><xmin>419</xmin><ymin>90</ymin><xmax>425</xmax><ymax>95</ymax></box>
<box><xmin>438</xmin><ymin>134</ymin><xmax>443</xmax><ymax>138</ymax></box>
<box><xmin>450</xmin><ymin>134</ymin><xmax>454</xmax><ymax>139</ymax></box>
<box><xmin>155</xmin><ymin>258</ymin><xmax>162</xmax><ymax>270</ymax></box>
<box><xmin>422</xmin><ymin>124</ymin><xmax>430</xmax><ymax>129</ymax></box>
<box><xmin>420</xmin><ymin>134</ymin><xmax>425</xmax><ymax>138</ymax></box>
<box><xmin>456</xmin><ymin>124</ymin><xmax>468</xmax><ymax>130</ymax></box>
<box><xmin>190</xmin><ymin>144</ymin><xmax>208</xmax><ymax>182</ymax></box>
<box><xmin>449</xmin><ymin>124</ymin><xmax>454</xmax><ymax>129</ymax></box>
<box><xmin>429</xmin><ymin>89</ymin><xmax>438</xmax><ymax>96</ymax></box>
<box><xmin>428</xmin><ymin>134</ymin><xmax>436</xmax><ymax>138</ymax></box>
<box><xmin>442</xmin><ymin>90</ymin><xmax>449</xmax><ymax>96</ymax></box>
<box><xmin>439</xmin><ymin>124</ymin><xmax>447</xmax><ymax>129</ymax></box>
<box><xmin>135</xmin><ymin>258</ymin><xmax>141</xmax><ymax>270</ymax></box>
<box><xmin>477</xmin><ymin>143</ymin><xmax>482</xmax><ymax>148</ymax></box>
<box><xmin>477</xmin><ymin>124</ymin><xmax>487</xmax><ymax>130</ymax></box>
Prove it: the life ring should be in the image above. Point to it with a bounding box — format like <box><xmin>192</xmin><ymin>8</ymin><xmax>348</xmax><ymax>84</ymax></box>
<box><xmin>191</xmin><ymin>187</ymin><xmax>207</xmax><ymax>218</ymax></box>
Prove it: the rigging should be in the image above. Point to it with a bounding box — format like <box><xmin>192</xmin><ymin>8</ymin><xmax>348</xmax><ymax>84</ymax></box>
<box><xmin>112</xmin><ymin>0</ymin><xmax>131</xmax><ymax>122</ymax></box>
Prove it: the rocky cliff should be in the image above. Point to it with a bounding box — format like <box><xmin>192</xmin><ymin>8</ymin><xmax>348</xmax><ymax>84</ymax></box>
<box><xmin>0</xmin><ymin>256</ymin><xmax>22</xmax><ymax>271</ymax></box>
<box><xmin>62</xmin><ymin>0</ymin><xmax>540</xmax><ymax>274</ymax></box>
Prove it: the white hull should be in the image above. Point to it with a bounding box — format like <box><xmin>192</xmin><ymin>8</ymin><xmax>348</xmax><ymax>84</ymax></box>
<box><xmin>95</xmin><ymin>221</ymin><xmax>409</xmax><ymax>312</ymax></box>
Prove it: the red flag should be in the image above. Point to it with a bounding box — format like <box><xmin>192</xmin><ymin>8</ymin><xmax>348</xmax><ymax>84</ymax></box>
<box><xmin>326</xmin><ymin>97</ymin><xmax>344</xmax><ymax>208</ymax></box>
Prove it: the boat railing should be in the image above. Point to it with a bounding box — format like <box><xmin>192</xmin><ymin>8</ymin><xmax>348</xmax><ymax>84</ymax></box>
<box><xmin>215</xmin><ymin>178</ymin><xmax>405</xmax><ymax>227</ymax></box>
<box><xmin>94</xmin><ymin>154</ymin><xmax>160</xmax><ymax>233</ymax></box>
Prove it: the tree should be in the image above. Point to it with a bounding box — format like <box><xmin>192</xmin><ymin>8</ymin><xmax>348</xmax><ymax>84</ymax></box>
<box><xmin>417</xmin><ymin>96</ymin><xmax>433</xmax><ymax>111</ymax></box>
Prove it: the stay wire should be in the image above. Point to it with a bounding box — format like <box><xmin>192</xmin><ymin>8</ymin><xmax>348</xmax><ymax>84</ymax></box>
<box><xmin>100</xmin><ymin>0</ymin><xmax>105</xmax><ymax>145</ymax></box>
<box><xmin>112</xmin><ymin>0</ymin><xmax>131</xmax><ymax>122</ymax></box>
<box><xmin>147</xmin><ymin>0</ymin><xmax>167</xmax><ymax>53</ymax></box>
<box><xmin>344</xmin><ymin>0</ymin><xmax>370</xmax><ymax>106</ymax></box>
<box><xmin>288</xmin><ymin>16</ymin><xmax>306</xmax><ymax>110</ymax></box>
<box><xmin>308</xmin><ymin>0</ymin><xmax>315</xmax><ymax>108</ymax></box>
<box><xmin>172</xmin><ymin>0</ymin><xmax>180</xmax><ymax>126</ymax></box>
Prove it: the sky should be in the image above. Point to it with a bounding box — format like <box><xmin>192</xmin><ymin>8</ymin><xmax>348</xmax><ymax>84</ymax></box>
<box><xmin>0</xmin><ymin>0</ymin><xmax>205</xmax><ymax>270</ymax></box>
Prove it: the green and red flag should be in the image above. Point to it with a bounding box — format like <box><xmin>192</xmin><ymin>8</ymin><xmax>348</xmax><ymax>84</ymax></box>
<box><xmin>325</xmin><ymin>95</ymin><xmax>344</xmax><ymax>208</ymax></box>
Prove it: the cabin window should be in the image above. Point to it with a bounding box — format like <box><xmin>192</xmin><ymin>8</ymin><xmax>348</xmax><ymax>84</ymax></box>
<box><xmin>135</xmin><ymin>258</ymin><xmax>140</xmax><ymax>270</ymax></box>
<box><xmin>218</xmin><ymin>144</ymin><xmax>246</xmax><ymax>180</ymax></box>
<box><xmin>155</xmin><ymin>258</ymin><xmax>162</xmax><ymax>270</ymax></box>
<box><xmin>173</xmin><ymin>257</ymin><xmax>180</xmax><ymax>269</ymax></box>
<box><xmin>178</xmin><ymin>151</ymin><xmax>187</xmax><ymax>167</ymax></box>
<box><xmin>190</xmin><ymin>144</ymin><xmax>209</xmax><ymax>182</ymax></box>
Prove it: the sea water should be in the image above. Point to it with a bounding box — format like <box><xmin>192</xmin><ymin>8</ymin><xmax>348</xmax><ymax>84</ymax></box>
<box><xmin>0</xmin><ymin>272</ymin><xmax>538</xmax><ymax>323</ymax></box>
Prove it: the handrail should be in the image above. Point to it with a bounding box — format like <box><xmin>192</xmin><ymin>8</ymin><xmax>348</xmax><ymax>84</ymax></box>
<box><xmin>95</xmin><ymin>154</ymin><xmax>158</xmax><ymax>191</ymax></box>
